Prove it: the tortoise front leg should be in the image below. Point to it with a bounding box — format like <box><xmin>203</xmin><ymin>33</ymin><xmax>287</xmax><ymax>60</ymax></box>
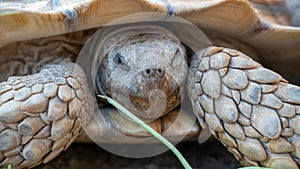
<box><xmin>188</xmin><ymin>46</ymin><xmax>300</xmax><ymax>168</ymax></box>
<box><xmin>0</xmin><ymin>59</ymin><xmax>93</xmax><ymax>168</ymax></box>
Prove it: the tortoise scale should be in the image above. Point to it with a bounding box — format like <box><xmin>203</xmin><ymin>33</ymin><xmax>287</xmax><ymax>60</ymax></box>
<box><xmin>0</xmin><ymin>0</ymin><xmax>300</xmax><ymax>168</ymax></box>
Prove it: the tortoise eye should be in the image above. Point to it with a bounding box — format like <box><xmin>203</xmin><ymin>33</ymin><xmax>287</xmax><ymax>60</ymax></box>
<box><xmin>114</xmin><ymin>53</ymin><xmax>124</xmax><ymax>64</ymax></box>
<box><xmin>113</xmin><ymin>53</ymin><xmax>130</xmax><ymax>71</ymax></box>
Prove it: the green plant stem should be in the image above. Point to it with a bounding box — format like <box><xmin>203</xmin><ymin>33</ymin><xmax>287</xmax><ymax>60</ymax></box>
<box><xmin>98</xmin><ymin>95</ymin><xmax>192</xmax><ymax>169</ymax></box>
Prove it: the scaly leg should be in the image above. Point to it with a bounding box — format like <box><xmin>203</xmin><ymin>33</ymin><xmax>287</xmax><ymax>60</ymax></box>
<box><xmin>188</xmin><ymin>46</ymin><xmax>300</xmax><ymax>169</ymax></box>
<box><xmin>0</xmin><ymin>59</ymin><xmax>93</xmax><ymax>168</ymax></box>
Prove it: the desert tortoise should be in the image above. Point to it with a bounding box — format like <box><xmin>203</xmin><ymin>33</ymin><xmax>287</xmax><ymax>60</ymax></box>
<box><xmin>0</xmin><ymin>0</ymin><xmax>300</xmax><ymax>168</ymax></box>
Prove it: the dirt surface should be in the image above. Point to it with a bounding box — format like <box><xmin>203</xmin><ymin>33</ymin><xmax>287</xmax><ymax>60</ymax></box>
<box><xmin>37</xmin><ymin>140</ymin><xmax>240</xmax><ymax>169</ymax></box>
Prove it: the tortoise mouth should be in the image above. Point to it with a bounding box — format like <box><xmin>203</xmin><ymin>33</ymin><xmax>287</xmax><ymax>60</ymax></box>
<box><xmin>129</xmin><ymin>95</ymin><xmax>150</xmax><ymax>112</ymax></box>
<box><xmin>126</xmin><ymin>70</ymin><xmax>183</xmax><ymax>120</ymax></box>
<box><xmin>128</xmin><ymin>86</ymin><xmax>181</xmax><ymax>120</ymax></box>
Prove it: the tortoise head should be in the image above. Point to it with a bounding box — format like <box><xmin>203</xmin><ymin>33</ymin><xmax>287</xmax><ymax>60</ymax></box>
<box><xmin>97</xmin><ymin>33</ymin><xmax>188</xmax><ymax>121</ymax></box>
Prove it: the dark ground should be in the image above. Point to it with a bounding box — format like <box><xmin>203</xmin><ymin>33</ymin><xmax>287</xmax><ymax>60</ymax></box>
<box><xmin>37</xmin><ymin>140</ymin><xmax>241</xmax><ymax>169</ymax></box>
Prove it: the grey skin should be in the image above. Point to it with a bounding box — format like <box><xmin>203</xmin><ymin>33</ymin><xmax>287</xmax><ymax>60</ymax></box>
<box><xmin>97</xmin><ymin>33</ymin><xmax>188</xmax><ymax>121</ymax></box>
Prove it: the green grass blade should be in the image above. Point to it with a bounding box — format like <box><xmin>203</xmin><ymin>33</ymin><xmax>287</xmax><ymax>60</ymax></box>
<box><xmin>98</xmin><ymin>95</ymin><xmax>192</xmax><ymax>169</ymax></box>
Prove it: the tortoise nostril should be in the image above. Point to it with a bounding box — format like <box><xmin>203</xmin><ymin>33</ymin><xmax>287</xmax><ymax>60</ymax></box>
<box><xmin>146</xmin><ymin>69</ymin><xmax>151</xmax><ymax>75</ymax></box>
<box><xmin>156</xmin><ymin>69</ymin><xmax>164</xmax><ymax>77</ymax></box>
<box><xmin>142</xmin><ymin>69</ymin><xmax>153</xmax><ymax>78</ymax></box>
<box><xmin>142</xmin><ymin>68</ymin><xmax>165</xmax><ymax>79</ymax></box>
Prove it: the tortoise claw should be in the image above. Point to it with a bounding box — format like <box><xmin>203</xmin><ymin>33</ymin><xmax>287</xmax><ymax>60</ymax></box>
<box><xmin>188</xmin><ymin>46</ymin><xmax>300</xmax><ymax>168</ymax></box>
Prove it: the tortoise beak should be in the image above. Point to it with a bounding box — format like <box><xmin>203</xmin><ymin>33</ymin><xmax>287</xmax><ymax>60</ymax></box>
<box><xmin>128</xmin><ymin>70</ymin><xmax>181</xmax><ymax>121</ymax></box>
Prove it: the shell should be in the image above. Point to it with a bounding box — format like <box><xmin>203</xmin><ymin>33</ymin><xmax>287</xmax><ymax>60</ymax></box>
<box><xmin>0</xmin><ymin>0</ymin><xmax>299</xmax><ymax>83</ymax></box>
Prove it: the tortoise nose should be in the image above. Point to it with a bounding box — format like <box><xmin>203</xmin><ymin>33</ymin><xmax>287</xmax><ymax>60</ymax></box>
<box><xmin>142</xmin><ymin>68</ymin><xmax>165</xmax><ymax>79</ymax></box>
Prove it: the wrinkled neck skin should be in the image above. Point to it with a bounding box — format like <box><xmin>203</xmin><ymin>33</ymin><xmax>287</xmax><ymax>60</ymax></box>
<box><xmin>98</xmin><ymin>33</ymin><xmax>188</xmax><ymax>122</ymax></box>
